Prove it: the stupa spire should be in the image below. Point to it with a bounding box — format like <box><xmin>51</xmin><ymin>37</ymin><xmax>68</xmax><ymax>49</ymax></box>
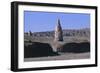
<box><xmin>54</xmin><ymin>19</ymin><xmax>63</xmax><ymax>41</ymax></box>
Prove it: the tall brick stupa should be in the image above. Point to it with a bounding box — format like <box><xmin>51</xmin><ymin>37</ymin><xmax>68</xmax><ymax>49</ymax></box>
<box><xmin>54</xmin><ymin>19</ymin><xmax>63</xmax><ymax>41</ymax></box>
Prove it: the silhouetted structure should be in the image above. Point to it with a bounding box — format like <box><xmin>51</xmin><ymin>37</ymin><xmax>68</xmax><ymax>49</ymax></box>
<box><xmin>54</xmin><ymin>19</ymin><xmax>63</xmax><ymax>41</ymax></box>
<box><xmin>28</xmin><ymin>30</ymin><xmax>32</xmax><ymax>36</ymax></box>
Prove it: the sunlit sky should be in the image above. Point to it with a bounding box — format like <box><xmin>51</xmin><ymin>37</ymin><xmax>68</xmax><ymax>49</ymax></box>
<box><xmin>24</xmin><ymin>11</ymin><xmax>90</xmax><ymax>32</ymax></box>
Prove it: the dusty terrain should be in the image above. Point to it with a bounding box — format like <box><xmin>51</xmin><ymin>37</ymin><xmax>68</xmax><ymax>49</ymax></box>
<box><xmin>24</xmin><ymin>52</ymin><xmax>90</xmax><ymax>62</ymax></box>
<box><xmin>24</xmin><ymin>36</ymin><xmax>90</xmax><ymax>62</ymax></box>
<box><xmin>24</xmin><ymin>29</ymin><xmax>90</xmax><ymax>62</ymax></box>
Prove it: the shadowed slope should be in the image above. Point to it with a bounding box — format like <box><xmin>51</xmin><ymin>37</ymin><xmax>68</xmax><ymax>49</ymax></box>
<box><xmin>24</xmin><ymin>42</ymin><xmax>59</xmax><ymax>58</ymax></box>
<box><xmin>61</xmin><ymin>42</ymin><xmax>90</xmax><ymax>53</ymax></box>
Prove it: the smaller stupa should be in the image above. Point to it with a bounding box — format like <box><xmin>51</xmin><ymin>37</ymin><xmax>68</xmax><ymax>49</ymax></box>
<box><xmin>28</xmin><ymin>30</ymin><xmax>32</xmax><ymax>36</ymax></box>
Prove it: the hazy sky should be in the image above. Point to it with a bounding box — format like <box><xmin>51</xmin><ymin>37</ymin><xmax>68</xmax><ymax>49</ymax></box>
<box><xmin>24</xmin><ymin>11</ymin><xmax>90</xmax><ymax>32</ymax></box>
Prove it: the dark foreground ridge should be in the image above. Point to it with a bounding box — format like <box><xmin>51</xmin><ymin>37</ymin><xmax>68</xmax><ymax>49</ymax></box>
<box><xmin>24</xmin><ymin>42</ymin><xmax>59</xmax><ymax>58</ymax></box>
<box><xmin>24</xmin><ymin>41</ymin><xmax>90</xmax><ymax>58</ymax></box>
<box><xmin>60</xmin><ymin>42</ymin><xmax>90</xmax><ymax>53</ymax></box>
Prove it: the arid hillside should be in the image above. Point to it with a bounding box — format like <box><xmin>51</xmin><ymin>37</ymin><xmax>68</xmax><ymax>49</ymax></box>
<box><xmin>24</xmin><ymin>28</ymin><xmax>90</xmax><ymax>38</ymax></box>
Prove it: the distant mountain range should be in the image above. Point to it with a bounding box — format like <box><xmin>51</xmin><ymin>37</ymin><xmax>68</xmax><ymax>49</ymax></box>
<box><xmin>24</xmin><ymin>28</ymin><xmax>90</xmax><ymax>37</ymax></box>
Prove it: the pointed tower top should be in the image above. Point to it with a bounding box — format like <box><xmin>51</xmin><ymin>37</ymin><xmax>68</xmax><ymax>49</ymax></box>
<box><xmin>57</xmin><ymin>19</ymin><xmax>61</xmax><ymax>27</ymax></box>
<box><xmin>56</xmin><ymin>19</ymin><xmax>62</xmax><ymax>30</ymax></box>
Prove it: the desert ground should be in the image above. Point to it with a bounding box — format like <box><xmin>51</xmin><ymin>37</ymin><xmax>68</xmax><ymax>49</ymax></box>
<box><xmin>24</xmin><ymin>52</ymin><xmax>90</xmax><ymax>62</ymax></box>
<box><xmin>24</xmin><ymin>36</ymin><xmax>90</xmax><ymax>62</ymax></box>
